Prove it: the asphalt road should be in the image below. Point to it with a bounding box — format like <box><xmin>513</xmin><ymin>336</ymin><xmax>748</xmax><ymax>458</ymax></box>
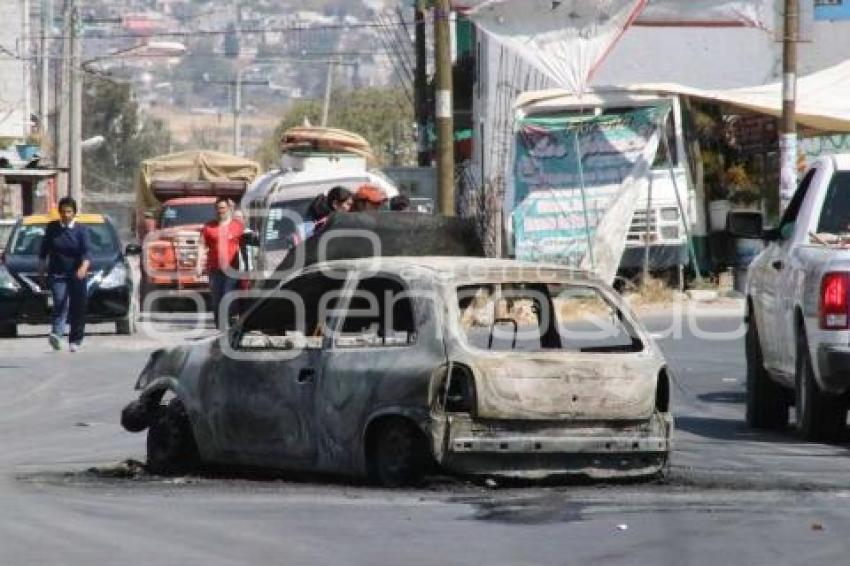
<box><xmin>2</xmin><ymin>305</ymin><xmax>850</xmax><ymax>565</ymax></box>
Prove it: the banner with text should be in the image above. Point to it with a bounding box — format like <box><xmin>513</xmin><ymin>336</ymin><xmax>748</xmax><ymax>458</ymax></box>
<box><xmin>509</xmin><ymin>104</ymin><xmax>670</xmax><ymax>283</ymax></box>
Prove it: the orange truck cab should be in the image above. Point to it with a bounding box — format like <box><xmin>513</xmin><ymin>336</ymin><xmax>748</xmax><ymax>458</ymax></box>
<box><xmin>136</xmin><ymin>151</ymin><xmax>260</xmax><ymax>312</ymax></box>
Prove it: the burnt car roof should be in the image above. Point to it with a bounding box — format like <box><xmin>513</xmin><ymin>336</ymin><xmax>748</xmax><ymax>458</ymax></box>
<box><xmin>300</xmin><ymin>256</ymin><xmax>597</xmax><ymax>284</ymax></box>
<box><xmin>271</xmin><ymin>212</ymin><xmax>485</xmax><ymax>274</ymax></box>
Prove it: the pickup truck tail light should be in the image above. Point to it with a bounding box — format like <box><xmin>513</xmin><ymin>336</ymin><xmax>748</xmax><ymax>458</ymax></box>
<box><xmin>820</xmin><ymin>272</ymin><xmax>850</xmax><ymax>330</ymax></box>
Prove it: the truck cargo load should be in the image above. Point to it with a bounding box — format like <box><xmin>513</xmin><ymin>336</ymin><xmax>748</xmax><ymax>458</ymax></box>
<box><xmin>136</xmin><ymin>150</ymin><xmax>261</xmax><ymax>219</ymax></box>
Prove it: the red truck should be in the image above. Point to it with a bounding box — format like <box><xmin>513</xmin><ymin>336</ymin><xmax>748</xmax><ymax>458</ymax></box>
<box><xmin>135</xmin><ymin>151</ymin><xmax>261</xmax><ymax>311</ymax></box>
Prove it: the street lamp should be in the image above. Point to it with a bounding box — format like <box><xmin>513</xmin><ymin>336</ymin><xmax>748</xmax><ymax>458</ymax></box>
<box><xmin>66</xmin><ymin>38</ymin><xmax>186</xmax><ymax>206</ymax></box>
<box><xmin>81</xmin><ymin>41</ymin><xmax>187</xmax><ymax>73</ymax></box>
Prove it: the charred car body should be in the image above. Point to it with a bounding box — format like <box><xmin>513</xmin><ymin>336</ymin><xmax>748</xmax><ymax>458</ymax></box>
<box><xmin>122</xmin><ymin>257</ymin><xmax>672</xmax><ymax>484</ymax></box>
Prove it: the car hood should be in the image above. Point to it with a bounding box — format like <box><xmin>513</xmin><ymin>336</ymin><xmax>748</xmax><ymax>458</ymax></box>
<box><xmin>135</xmin><ymin>337</ymin><xmax>218</xmax><ymax>391</ymax></box>
<box><xmin>4</xmin><ymin>252</ymin><xmax>123</xmax><ymax>274</ymax></box>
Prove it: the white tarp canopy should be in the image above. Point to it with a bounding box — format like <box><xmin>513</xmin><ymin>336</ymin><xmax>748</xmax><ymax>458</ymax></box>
<box><xmin>622</xmin><ymin>60</ymin><xmax>850</xmax><ymax>133</ymax></box>
<box><xmin>634</xmin><ymin>0</ymin><xmax>774</xmax><ymax>29</ymax></box>
<box><xmin>468</xmin><ymin>0</ymin><xmax>648</xmax><ymax>95</ymax></box>
<box><xmin>465</xmin><ymin>0</ymin><xmax>776</xmax><ymax>94</ymax></box>
<box><xmin>457</xmin><ymin>0</ymin><xmax>775</xmax><ymax>27</ymax></box>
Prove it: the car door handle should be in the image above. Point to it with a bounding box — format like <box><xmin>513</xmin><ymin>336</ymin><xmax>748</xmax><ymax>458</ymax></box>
<box><xmin>296</xmin><ymin>368</ymin><xmax>315</xmax><ymax>384</ymax></box>
<box><xmin>772</xmin><ymin>260</ymin><xmax>784</xmax><ymax>271</ymax></box>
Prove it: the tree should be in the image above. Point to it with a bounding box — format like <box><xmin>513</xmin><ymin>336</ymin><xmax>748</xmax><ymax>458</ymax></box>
<box><xmin>255</xmin><ymin>87</ymin><xmax>414</xmax><ymax>169</ymax></box>
<box><xmin>82</xmin><ymin>77</ymin><xmax>172</xmax><ymax>194</ymax></box>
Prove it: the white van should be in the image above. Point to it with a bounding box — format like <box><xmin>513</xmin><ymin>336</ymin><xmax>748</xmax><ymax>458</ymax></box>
<box><xmin>242</xmin><ymin>152</ymin><xmax>399</xmax><ymax>276</ymax></box>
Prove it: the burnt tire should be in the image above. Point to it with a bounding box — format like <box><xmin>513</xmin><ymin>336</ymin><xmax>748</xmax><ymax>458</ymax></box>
<box><xmin>121</xmin><ymin>399</ymin><xmax>151</xmax><ymax>433</ymax></box>
<box><xmin>745</xmin><ymin>313</ymin><xmax>788</xmax><ymax>429</ymax></box>
<box><xmin>0</xmin><ymin>322</ymin><xmax>17</xmax><ymax>339</ymax></box>
<box><xmin>368</xmin><ymin>419</ymin><xmax>427</xmax><ymax>487</ymax></box>
<box><xmin>795</xmin><ymin>331</ymin><xmax>847</xmax><ymax>442</ymax></box>
<box><xmin>146</xmin><ymin>398</ymin><xmax>200</xmax><ymax>475</ymax></box>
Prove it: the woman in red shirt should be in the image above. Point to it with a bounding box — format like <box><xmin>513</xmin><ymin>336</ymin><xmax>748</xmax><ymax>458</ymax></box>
<box><xmin>202</xmin><ymin>197</ymin><xmax>244</xmax><ymax>329</ymax></box>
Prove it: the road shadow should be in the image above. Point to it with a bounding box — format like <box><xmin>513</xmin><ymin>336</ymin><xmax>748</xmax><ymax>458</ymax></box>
<box><xmin>676</xmin><ymin>415</ymin><xmax>788</xmax><ymax>443</ymax></box>
<box><xmin>697</xmin><ymin>391</ymin><xmax>746</xmax><ymax>405</ymax></box>
<box><xmin>675</xmin><ymin>414</ymin><xmax>850</xmax><ymax>446</ymax></box>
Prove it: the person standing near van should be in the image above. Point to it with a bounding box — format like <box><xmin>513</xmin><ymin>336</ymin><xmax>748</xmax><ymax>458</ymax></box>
<box><xmin>202</xmin><ymin>196</ymin><xmax>244</xmax><ymax>329</ymax></box>
<box><xmin>289</xmin><ymin>186</ymin><xmax>354</xmax><ymax>248</ymax></box>
<box><xmin>352</xmin><ymin>184</ymin><xmax>387</xmax><ymax>211</ymax></box>
<box><xmin>38</xmin><ymin>197</ymin><xmax>91</xmax><ymax>352</ymax></box>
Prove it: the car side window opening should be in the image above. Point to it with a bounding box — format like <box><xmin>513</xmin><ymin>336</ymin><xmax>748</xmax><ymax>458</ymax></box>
<box><xmin>238</xmin><ymin>271</ymin><xmax>347</xmax><ymax>349</ymax></box>
<box><xmin>778</xmin><ymin>168</ymin><xmax>817</xmax><ymax>239</ymax></box>
<box><xmin>457</xmin><ymin>283</ymin><xmax>642</xmax><ymax>353</ymax></box>
<box><xmin>816</xmin><ymin>171</ymin><xmax>850</xmax><ymax>235</ymax></box>
<box><xmin>335</xmin><ymin>276</ymin><xmax>417</xmax><ymax>348</ymax></box>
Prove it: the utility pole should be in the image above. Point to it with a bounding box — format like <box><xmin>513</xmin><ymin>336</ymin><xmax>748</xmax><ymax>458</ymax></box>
<box><xmin>777</xmin><ymin>0</ymin><xmax>798</xmax><ymax>220</ymax></box>
<box><xmin>208</xmin><ymin>72</ymin><xmax>267</xmax><ymax>155</ymax></box>
<box><xmin>414</xmin><ymin>0</ymin><xmax>429</xmax><ymax>166</ymax></box>
<box><xmin>22</xmin><ymin>0</ymin><xmax>31</xmax><ymax>141</ymax></box>
<box><xmin>56</xmin><ymin>1</ymin><xmax>71</xmax><ymax>197</ymax></box>
<box><xmin>321</xmin><ymin>59</ymin><xmax>335</xmax><ymax>127</ymax></box>
<box><xmin>39</xmin><ymin>0</ymin><xmax>52</xmax><ymax>146</ymax></box>
<box><xmin>69</xmin><ymin>2</ymin><xmax>82</xmax><ymax>206</ymax></box>
<box><xmin>434</xmin><ymin>0</ymin><xmax>454</xmax><ymax>216</ymax></box>
<box><xmin>231</xmin><ymin>1</ymin><xmax>242</xmax><ymax>155</ymax></box>
<box><xmin>233</xmin><ymin>67</ymin><xmax>242</xmax><ymax>154</ymax></box>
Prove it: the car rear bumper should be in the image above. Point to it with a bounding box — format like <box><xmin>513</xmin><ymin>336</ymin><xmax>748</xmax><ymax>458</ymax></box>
<box><xmin>440</xmin><ymin>411</ymin><xmax>672</xmax><ymax>480</ymax></box>
<box><xmin>816</xmin><ymin>344</ymin><xmax>850</xmax><ymax>394</ymax></box>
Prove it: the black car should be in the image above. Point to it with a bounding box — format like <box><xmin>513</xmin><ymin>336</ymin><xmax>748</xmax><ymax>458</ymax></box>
<box><xmin>0</xmin><ymin>213</ymin><xmax>140</xmax><ymax>337</ymax></box>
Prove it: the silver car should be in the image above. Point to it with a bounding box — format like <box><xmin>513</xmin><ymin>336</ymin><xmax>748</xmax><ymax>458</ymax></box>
<box><xmin>122</xmin><ymin>257</ymin><xmax>672</xmax><ymax>485</ymax></box>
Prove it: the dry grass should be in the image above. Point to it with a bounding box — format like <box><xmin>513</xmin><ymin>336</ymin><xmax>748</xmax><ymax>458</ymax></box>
<box><xmin>624</xmin><ymin>276</ymin><xmax>676</xmax><ymax>307</ymax></box>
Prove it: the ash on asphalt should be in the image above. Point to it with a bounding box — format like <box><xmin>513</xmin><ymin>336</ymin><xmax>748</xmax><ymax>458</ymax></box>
<box><xmin>16</xmin><ymin>456</ymin><xmax>836</xmax><ymax>497</ymax></box>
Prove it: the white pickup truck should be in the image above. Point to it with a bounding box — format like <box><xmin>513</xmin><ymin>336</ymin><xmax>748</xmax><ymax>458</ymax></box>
<box><xmin>731</xmin><ymin>154</ymin><xmax>850</xmax><ymax>441</ymax></box>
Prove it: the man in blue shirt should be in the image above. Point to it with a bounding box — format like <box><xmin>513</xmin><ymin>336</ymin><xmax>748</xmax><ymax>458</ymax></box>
<box><xmin>38</xmin><ymin>197</ymin><xmax>91</xmax><ymax>351</ymax></box>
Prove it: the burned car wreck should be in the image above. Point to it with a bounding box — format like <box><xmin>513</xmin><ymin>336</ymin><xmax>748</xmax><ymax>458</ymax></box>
<box><xmin>122</xmin><ymin>257</ymin><xmax>672</xmax><ymax>485</ymax></box>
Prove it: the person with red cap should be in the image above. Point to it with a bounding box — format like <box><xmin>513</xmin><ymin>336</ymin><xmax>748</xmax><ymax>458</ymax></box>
<box><xmin>353</xmin><ymin>184</ymin><xmax>387</xmax><ymax>211</ymax></box>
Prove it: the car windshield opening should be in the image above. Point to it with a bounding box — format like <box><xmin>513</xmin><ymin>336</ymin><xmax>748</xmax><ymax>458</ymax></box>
<box><xmin>457</xmin><ymin>283</ymin><xmax>642</xmax><ymax>353</ymax></box>
<box><xmin>239</xmin><ymin>271</ymin><xmax>348</xmax><ymax>349</ymax></box>
<box><xmin>10</xmin><ymin>223</ymin><xmax>120</xmax><ymax>256</ymax></box>
<box><xmin>263</xmin><ymin>199</ymin><xmax>314</xmax><ymax>251</ymax></box>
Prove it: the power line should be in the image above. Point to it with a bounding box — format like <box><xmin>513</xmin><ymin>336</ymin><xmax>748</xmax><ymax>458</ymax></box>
<box><xmin>0</xmin><ymin>50</ymin><xmax>395</xmax><ymax>62</ymax></box>
<box><xmin>39</xmin><ymin>19</ymin><xmax>423</xmax><ymax>42</ymax></box>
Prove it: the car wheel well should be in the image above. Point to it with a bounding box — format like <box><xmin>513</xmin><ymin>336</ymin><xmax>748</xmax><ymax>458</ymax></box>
<box><xmin>794</xmin><ymin>307</ymin><xmax>807</xmax><ymax>365</ymax></box>
<box><xmin>364</xmin><ymin>415</ymin><xmax>430</xmax><ymax>486</ymax></box>
<box><xmin>656</xmin><ymin>367</ymin><xmax>671</xmax><ymax>413</ymax></box>
<box><xmin>794</xmin><ymin>307</ymin><xmax>805</xmax><ymax>334</ymax></box>
<box><xmin>364</xmin><ymin>415</ymin><xmax>425</xmax><ymax>459</ymax></box>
